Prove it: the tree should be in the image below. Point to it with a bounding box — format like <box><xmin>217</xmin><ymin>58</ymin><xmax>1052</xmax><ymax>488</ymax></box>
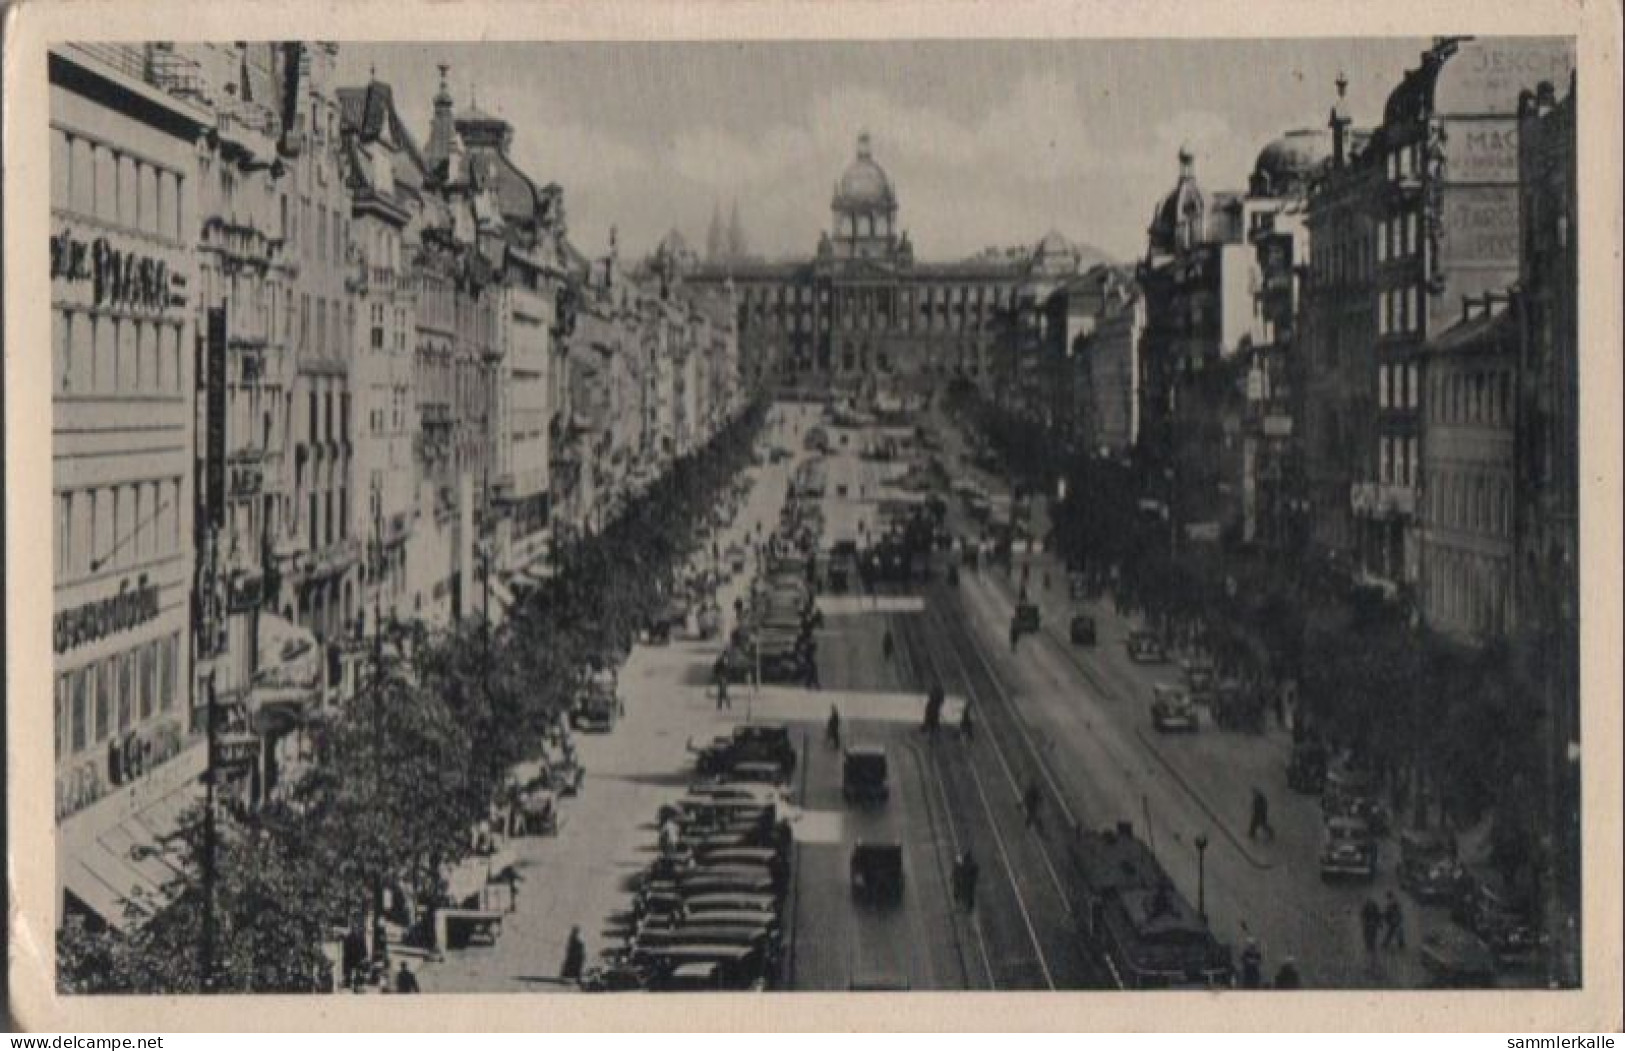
<box><xmin>58</xmin><ymin>804</ymin><xmax>336</xmax><ymax>994</ymax></box>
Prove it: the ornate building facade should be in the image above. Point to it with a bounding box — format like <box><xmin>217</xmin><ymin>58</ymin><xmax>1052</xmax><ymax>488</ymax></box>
<box><xmin>684</xmin><ymin>133</ymin><xmax>1082</xmax><ymax>399</ymax></box>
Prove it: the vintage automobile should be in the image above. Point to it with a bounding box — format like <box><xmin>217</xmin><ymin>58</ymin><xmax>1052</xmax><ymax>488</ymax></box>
<box><xmin>1318</xmin><ymin>815</ymin><xmax>1378</xmax><ymax>882</ymax></box>
<box><xmin>1322</xmin><ymin>765</ymin><xmax>1391</xmax><ymax>835</ymax></box>
<box><xmin>572</xmin><ymin>684</ymin><xmax>619</xmax><ymax>733</ymax></box>
<box><xmin>1419</xmin><ymin>927</ymin><xmax>1499</xmax><ymax>987</ymax></box>
<box><xmin>1210</xmin><ymin>679</ymin><xmax>1266</xmax><ymax>734</ymax></box>
<box><xmin>1126</xmin><ymin>630</ymin><xmax>1167</xmax><ymax>663</ymax></box>
<box><xmin>636</xmin><ymin>943</ymin><xmax>772</xmax><ymax>991</ymax></box>
<box><xmin>713</xmin><ymin>645</ymin><xmax>756</xmax><ymax>686</ymax></box>
<box><xmin>1286</xmin><ymin>739</ymin><xmax>1329</xmax><ymax>794</ymax></box>
<box><xmin>717</xmin><ymin>761</ymin><xmax>792</xmax><ymax>792</ymax></box>
<box><xmin>1182</xmin><ymin>659</ymin><xmax>1217</xmax><ymax>705</ymax></box>
<box><xmin>1013</xmin><ymin>601</ymin><xmax>1042</xmax><ymax>635</ymax></box>
<box><xmin>1070</xmin><ymin>613</ymin><xmax>1098</xmax><ymax>647</ymax></box>
<box><xmin>842</xmin><ymin>745</ymin><xmax>891</xmax><ymax>805</ymax></box>
<box><xmin>1398</xmin><ymin>828</ymin><xmax>1466</xmax><ymax>904</ymax></box>
<box><xmin>679</xmin><ymin>892</ymin><xmax>780</xmax><ymax>917</ymax></box>
<box><xmin>850</xmin><ymin>841</ymin><xmax>904</xmax><ymax>905</ymax></box>
<box><xmin>1150</xmin><ymin>684</ymin><xmax>1199</xmax><ymax>733</ymax></box>
<box><xmin>1450</xmin><ymin>873</ymin><xmax>1544</xmax><ymax>968</ymax></box>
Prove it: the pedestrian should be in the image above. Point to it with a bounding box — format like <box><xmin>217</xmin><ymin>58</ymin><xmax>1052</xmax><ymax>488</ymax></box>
<box><xmin>959</xmin><ymin>701</ymin><xmax>975</xmax><ymax>743</ymax></box>
<box><xmin>960</xmin><ymin>849</ymin><xmax>980</xmax><ymax>912</ymax></box>
<box><xmin>1240</xmin><ymin>938</ymin><xmax>1263</xmax><ymax>989</ymax></box>
<box><xmin>715</xmin><ymin>664</ymin><xmax>732</xmax><ymax>711</ymax></box>
<box><xmin>561</xmin><ymin>925</ymin><xmax>586</xmax><ymax>983</ymax></box>
<box><xmin>1273</xmin><ymin>956</ymin><xmax>1301</xmax><ymax>990</ymax></box>
<box><xmin>394</xmin><ymin>961</ymin><xmax>420</xmax><ymax>994</ymax></box>
<box><xmin>1022</xmin><ymin>778</ymin><xmax>1043</xmax><ymax>830</ymax></box>
<box><xmin>1360</xmin><ymin>898</ymin><xmax>1382</xmax><ymax>954</ymax></box>
<box><xmin>882</xmin><ymin>628</ymin><xmax>895</xmax><ymax>662</ymax></box>
<box><xmin>342</xmin><ymin>924</ymin><xmax>367</xmax><ymax>990</ymax></box>
<box><xmin>826</xmin><ymin>705</ymin><xmax>841</xmax><ymax>748</ymax></box>
<box><xmin>1248</xmin><ymin>787</ymin><xmax>1274</xmax><ymax>841</ymax></box>
<box><xmin>505</xmin><ymin>868</ymin><xmax>523</xmax><ymax>913</ymax></box>
<box><xmin>1382</xmin><ymin>891</ymin><xmax>1406</xmax><ymax>949</ymax></box>
<box><xmin>950</xmin><ymin>853</ymin><xmax>967</xmax><ymax>908</ymax></box>
<box><xmin>1009</xmin><ymin>620</ymin><xmax>1021</xmax><ymax>653</ymax></box>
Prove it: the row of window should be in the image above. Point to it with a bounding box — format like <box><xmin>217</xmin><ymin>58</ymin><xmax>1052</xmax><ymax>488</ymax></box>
<box><xmin>53</xmin><ymin>311</ymin><xmax>186</xmax><ymax>396</ymax></box>
<box><xmin>1386</xmin><ymin>142</ymin><xmax>1425</xmax><ymax>183</ymax></box>
<box><xmin>1426</xmin><ymin>549</ymin><xmax>1508</xmax><ymax>639</ymax></box>
<box><xmin>50</xmin><ymin>128</ymin><xmax>185</xmax><ymax>242</ymax></box>
<box><xmin>296</xmin><ymin>292</ymin><xmax>353</xmax><ymax>358</ymax></box>
<box><xmin>1377</xmin><ymin>210</ymin><xmax>1423</xmax><ymax>263</ymax></box>
<box><xmin>56</xmin><ymin>478</ymin><xmax>185</xmax><ymax>579</ymax></box>
<box><xmin>1430</xmin><ymin>367</ymin><xmax>1514</xmax><ymax>428</ymax></box>
<box><xmin>1379</xmin><ymin>285</ymin><xmax>1424</xmax><ymax>337</ymax></box>
<box><xmin>54</xmin><ymin>633</ymin><xmax>180</xmax><ymax>761</ymax></box>
<box><xmin>1377</xmin><ymin>362</ymin><xmax>1421</xmax><ymax>410</ymax></box>
<box><xmin>1377</xmin><ymin>436</ymin><xmax>1419</xmax><ymax>489</ymax></box>
<box><xmin>1428</xmin><ymin>467</ymin><xmax>1514</xmax><ymax>539</ymax></box>
<box><xmin>741</xmin><ymin>283</ymin><xmax>1012</xmax><ymax>310</ymax></box>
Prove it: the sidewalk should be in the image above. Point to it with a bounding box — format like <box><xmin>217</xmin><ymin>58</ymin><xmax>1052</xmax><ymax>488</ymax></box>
<box><xmin>415</xmin><ymin>435</ymin><xmax>797</xmax><ymax>992</ymax></box>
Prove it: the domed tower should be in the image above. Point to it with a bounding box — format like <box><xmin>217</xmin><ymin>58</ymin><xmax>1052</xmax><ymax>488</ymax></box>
<box><xmin>1249</xmin><ymin>128</ymin><xmax>1332</xmax><ymax>199</ymax></box>
<box><xmin>831</xmin><ymin>131</ymin><xmax>899</xmax><ymax>261</ymax></box>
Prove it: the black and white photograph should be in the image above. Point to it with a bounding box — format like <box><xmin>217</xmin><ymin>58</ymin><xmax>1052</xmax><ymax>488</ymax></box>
<box><xmin>5</xmin><ymin>3</ymin><xmax>1620</xmax><ymax>1031</ymax></box>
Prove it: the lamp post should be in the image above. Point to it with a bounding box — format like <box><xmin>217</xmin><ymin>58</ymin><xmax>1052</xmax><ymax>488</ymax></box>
<box><xmin>1194</xmin><ymin>832</ymin><xmax>1209</xmax><ymax>920</ymax></box>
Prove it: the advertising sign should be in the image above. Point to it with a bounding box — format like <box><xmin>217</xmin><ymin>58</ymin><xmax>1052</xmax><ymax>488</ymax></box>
<box><xmin>1443</xmin><ymin>118</ymin><xmax>1520</xmax><ymax>184</ymax></box>
<box><xmin>1438</xmin><ymin>185</ymin><xmax>1520</xmax><ymax>268</ymax></box>
<box><xmin>205</xmin><ymin>307</ymin><xmax>227</xmax><ymax>528</ymax></box>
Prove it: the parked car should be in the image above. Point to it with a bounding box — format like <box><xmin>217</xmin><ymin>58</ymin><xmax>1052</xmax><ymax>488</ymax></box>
<box><xmin>572</xmin><ymin>684</ymin><xmax>619</xmax><ymax>732</ymax></box>
<box><xmin>1450</xmin><ymin>873</ymin><xmax>1544</xmax><ymax>968</ymax></box>
<box><xmin>1013</xmin><ymin>602</ymin><xmax>1041</xmax><ymax>634</ymax></box>
<box><xmin>850</xmin><ymin>842</ymin><xmax>904</xmax><ymax>904</ymax></box>
<box><xmin>1398</xmin><ymin>828</ymin><xmax>1466</xmax><ymax>904</ymax></box>
<box><xmin>1319</xmin><ymin>816</ymin><xmax>1378</xmax><ymax>882</ymax></box>
<box><xmin>1419</xmin><ymin>927</ymin><xmax>1499</xmax><ymax>987</ymax></box>
<box><xmin>1126</xmin><ymin>630</ymin><xmax>1166</xmax><ymax>663</ymax></box>
<box><xmin>1182</xmin><ymin>659</ymin><xmax>1217</xmax><ymax>704</ymax></box>
<box><xmin>842</xmin><ymin>745</ymin><xmax>890</xmax><ymax>805</ymax></box>
<box><xmin>1069</xmin><ymin>613</ymin><xmax>1097</xmax><ymax>647</ymax></box>
<box><xmin>1150</xmin><ymin>683</ymin><xmax>1199</xmax><ymax>733</ymax></box>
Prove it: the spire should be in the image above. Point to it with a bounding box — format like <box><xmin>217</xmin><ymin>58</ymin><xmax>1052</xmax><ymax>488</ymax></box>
<box><xmin>857</xmin><ymin>130</ymin><xmax>872</xmax><ymax>161</ymax></box>
<box><xmin>1178</xmin><ymin>143</ymin><xmax>1195</xmax><ymax>181</ymax></box>
<box><xmin>706</xmin><ymin>201</ymin><xmax>726</xmax><ymax>262</ymax></box>
<box><xmin>1330</xmin><ymin>70</ymin><xmax>1352</xmax><ymax>168</ymax></box>
<box><xmin>727</xmin><ymin>198</ymin><xmax>747</xmax><ymax>260</ymax></box>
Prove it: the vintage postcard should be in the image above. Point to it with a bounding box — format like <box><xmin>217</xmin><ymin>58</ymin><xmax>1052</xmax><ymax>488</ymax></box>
<box><xmin>4</xmin><ymin>0</ymin><xmax>1620</xmax><ymax>1033</ymax></box>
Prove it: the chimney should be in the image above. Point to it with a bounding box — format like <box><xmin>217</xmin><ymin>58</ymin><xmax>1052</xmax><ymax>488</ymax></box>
<box><xmin>1536</xmin><ymin>80</ymin><xmax>1558</xmax><ymax>116</ymax></box>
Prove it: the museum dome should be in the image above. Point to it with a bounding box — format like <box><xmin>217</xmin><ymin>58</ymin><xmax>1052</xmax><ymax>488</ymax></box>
<box><xmin>834</xmin><ymin>132</ymin><xmax>896</xmax><ymax>210</ymax></box>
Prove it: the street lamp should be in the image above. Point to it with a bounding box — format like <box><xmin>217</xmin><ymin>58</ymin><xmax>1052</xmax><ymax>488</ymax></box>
<box><xmin>1194</xmin><ymin>833</ymin><xmax>1209</xmax><ymax>919</ymax></box>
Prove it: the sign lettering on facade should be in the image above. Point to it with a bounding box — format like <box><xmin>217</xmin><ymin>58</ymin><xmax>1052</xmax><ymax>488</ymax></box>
<box><xmin>1444</xmin><ymin>118</ymin><xmax>1520</xmax><ymax>183</ymax></box>
<box><xmin>49</xmin><ymin>228</ymin><xmax>180</xmax><ymax>313</ymax></box>
<box><xmin>205</xmin><ymin>308</ymin><xmax>227</xmax><ymax>528</ymax></box>
<box><xmin>1439</xmin><ymin>186</ymin><xmax>1520</xmax><ymax>267</ymax></box>
<box><xmin>1442</xmin><ymin>42</ymin><xmax>1575</xmax><ymax>117</ymax></box>
<box><xmin>54</xmin><ymin>574</ymin><xmax>160</xmax><ymax>654</ymax></box>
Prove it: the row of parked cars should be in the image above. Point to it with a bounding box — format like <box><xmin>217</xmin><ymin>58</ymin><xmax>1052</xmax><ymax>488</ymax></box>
<box><xmin>586</xmin><ymin>724</ymin><xmax>800</xmax><ymax>992</ymax></box>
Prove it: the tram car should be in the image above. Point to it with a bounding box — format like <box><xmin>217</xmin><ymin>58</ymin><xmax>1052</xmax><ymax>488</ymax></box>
<box><xmin>1064</xmin><ymin>821</ymin><xmax>1234</xmax><ymax>989</ymax></box>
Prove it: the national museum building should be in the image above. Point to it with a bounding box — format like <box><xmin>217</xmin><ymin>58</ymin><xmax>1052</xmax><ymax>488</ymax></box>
<box><xmin>683</xmin><ymin>132</ymin><xmax>1087</xmax><ymax>397</ymax></box>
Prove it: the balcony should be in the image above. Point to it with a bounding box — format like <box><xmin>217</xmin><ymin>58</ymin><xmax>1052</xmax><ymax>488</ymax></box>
<box><xmin>1350</xmin><ymin>481</ymin><xmax>1416</xmax><ymax>520</ymax></box>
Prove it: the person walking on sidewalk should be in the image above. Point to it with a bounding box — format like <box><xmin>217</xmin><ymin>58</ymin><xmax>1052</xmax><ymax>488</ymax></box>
<box><xmin>394</xmin><ymin>961</ymin><xmax>420</xmax><ymax>994</ymax></box>
<box><xmin>882</xmin><ymin>627</ymin><xmax>895</xmax><ymax>662</ymax></box>
<box><xmin>1360</xmin><ymin>898</ymin><xmax>1383</xmax><ymax>955</ymax></box>
<box><xmin>714</xmin><ymin>659</ymin><xmax>732</xmax><ymax>710</ymax></box>
<box><xmin>959</xmin><ymin>701</ymin><xmax>975</xmax><ymax>743</ymax></box>
<box><xmin>1248</xmin><ymin>787</ymin><xmax>1274</xmax><ymax>841</ymax></box>
<box><xmin>1382</xmin><ymin>891</ymin><xmax>1406</xmax><ymax>949</ymax></box>
<box><xmin>826</xmin><ymin>705</ymin><xmax>841</xmax><ymax>749</ymax></box>
<box><xmin>561</xmin><ymin>926</ymin><xmax>587</xmax><ymax>984</ymax></box>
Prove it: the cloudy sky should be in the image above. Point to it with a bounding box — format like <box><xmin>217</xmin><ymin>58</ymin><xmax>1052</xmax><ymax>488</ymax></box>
<box><xmin>336</xmin><ymin>39</ymin><xmax>1432</xmax><ymax>265</ymax></box>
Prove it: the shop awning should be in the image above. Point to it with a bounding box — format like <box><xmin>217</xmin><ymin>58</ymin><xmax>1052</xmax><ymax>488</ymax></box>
<box><xmin>254</xmin><ymin>613</ymin><xmax>322</xmax><ymax>691</ymax></box>
<box><xmin>59</xmin><ymin>752</ymin><xmax>205</xmax><ymax>931</ymax></box>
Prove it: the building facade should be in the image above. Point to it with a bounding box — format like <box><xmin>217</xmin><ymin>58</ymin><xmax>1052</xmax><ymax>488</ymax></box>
<box><xmin>1303</xmin><ymin>38</ymin><xmax>1575</xmax><ymax>596</ymax></box>
<box><xmin>685</xmin><ymin>133</ymin><xmax>1075</xmax><ymax>402</ymax></box>
<box><xmin>50</xmin><ymin>42</ymin><xmax>207</xmax><ymax>928</ymax></box>
<box><xmin>1418</xmin><ymin>299</ymin><xmax>1518</xmax><ymax>640</ymax></box>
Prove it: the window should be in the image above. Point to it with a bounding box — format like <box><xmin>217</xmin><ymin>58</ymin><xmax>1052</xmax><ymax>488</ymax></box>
<box><xmin>158</xmin><ymin>634</ymin><xmax>175</xmax><ymax>712</ymax></box>
<box><xmin>1407</xmin><ymin>364</ymin><xmax>1420</xmax><ymax>409</ymax></box>
<box><xmin>71</xmin><ymin>668</ymin><xmax>89</xmax><ymax>754</ymax></box>
<box><xmin>1380</xmin><ymin>437</ymin><xmax>1394</xmax><ymax>484</ymax></box>
<box><xmin>116</xmin><ymin>651</ymin><xmax>133</xmax><ymax>733</ymax></box>
<box><xmin>159</xmin><ymin>170</ymin><xmax>178</xmax><ymax>241</ymax></box>
<box><xmin>57</xmin><ymin>492</ymin><xmax>72</xmax><ymax>577</ymax></box>
<box><xmin>1378</xmin><ymin>365</ymin><xmax>1390</xmax><ymax>408</ymax></box>
<box><xmin>94</xmin><ymin>660</ymin><xmax>111</xmax><ymax>743</ymax></box>
<box><xmin>140</xmin><ymin>642</ymin><xmax>157</xmax><ymax>720</ymax></box>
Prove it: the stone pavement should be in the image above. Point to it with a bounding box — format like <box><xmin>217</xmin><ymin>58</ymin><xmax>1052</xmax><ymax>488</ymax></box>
<box><xmin>416</xmin><ymin>412</ymin><xmax>802</xmax><ymax>993</ymax></box>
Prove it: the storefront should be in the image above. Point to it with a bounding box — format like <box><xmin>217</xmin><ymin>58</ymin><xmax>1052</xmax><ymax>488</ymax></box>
<box><xmin>50</xmin><ymin>43</ymin><xmax>207</xmax><ymax>928</ymax></box>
